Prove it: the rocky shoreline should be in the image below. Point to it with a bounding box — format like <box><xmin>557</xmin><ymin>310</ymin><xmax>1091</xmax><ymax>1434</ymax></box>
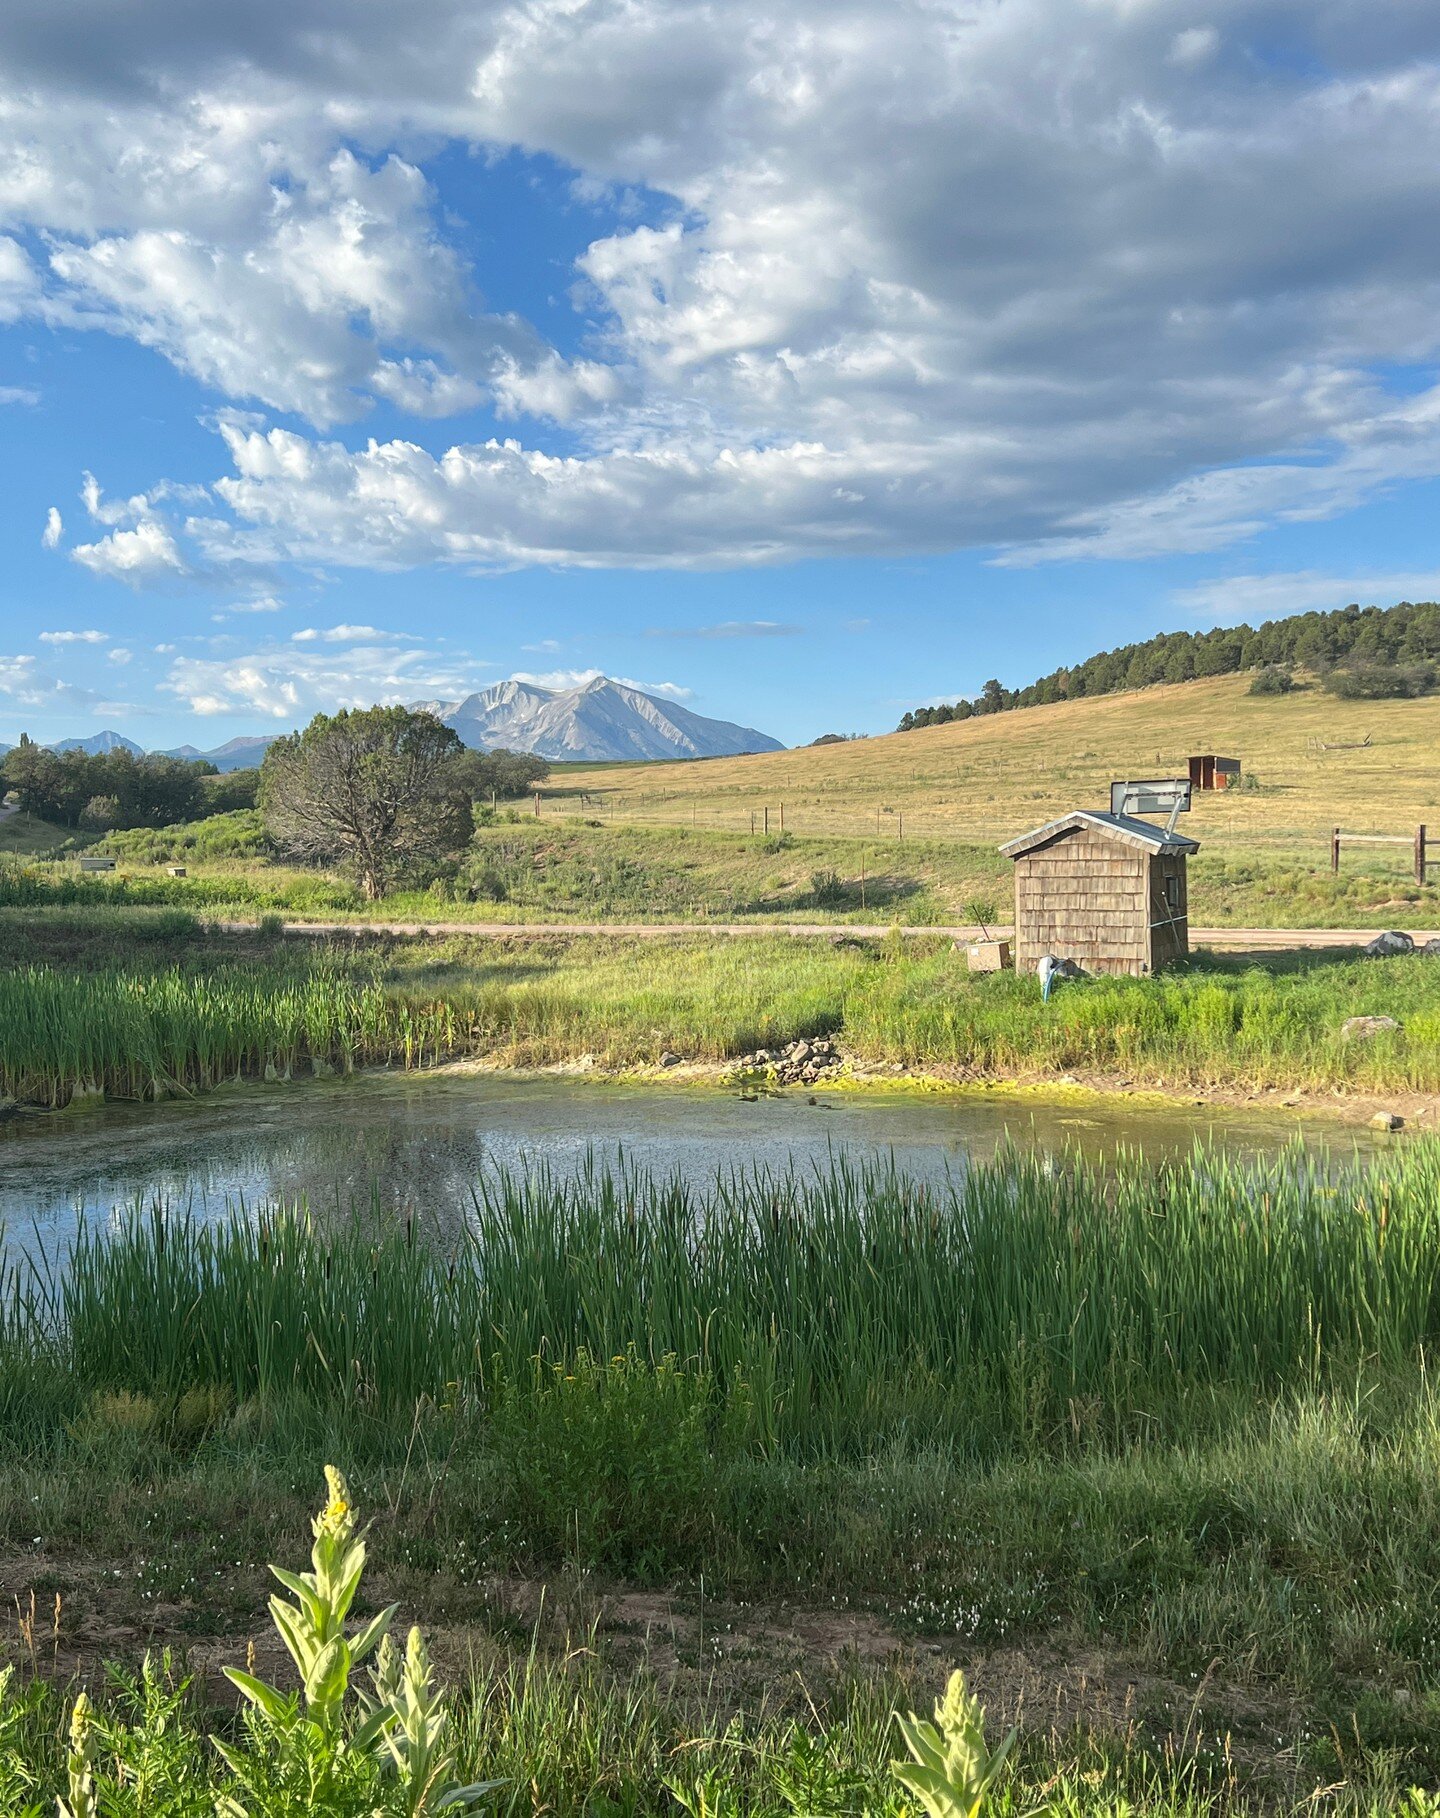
<box><xmin>719</xmin><ymin>1035</ymin><xmax>845</xmax><ymax>1088</ymax></box>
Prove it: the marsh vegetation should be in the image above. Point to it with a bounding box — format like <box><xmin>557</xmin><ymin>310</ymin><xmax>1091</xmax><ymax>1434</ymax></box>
<box><xmin>2</xmin><ymin>1144</ymin><xmax>1439</xmax><ymax>1809</ymax></box>
<box><xmin>2</xmin><ymin>911</ymin><xmax>1438</xmax><ymax>1109</ymax></box>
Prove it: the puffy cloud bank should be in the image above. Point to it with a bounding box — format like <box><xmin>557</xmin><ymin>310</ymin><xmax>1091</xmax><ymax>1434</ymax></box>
<box><xmin>5</xmin><ymin>0</ymin><xmax>1440</xmax><ymax>572</ymax></box>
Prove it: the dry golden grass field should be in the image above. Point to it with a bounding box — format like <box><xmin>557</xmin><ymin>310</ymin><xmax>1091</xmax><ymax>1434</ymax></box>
<box><xmin>553</xmin><ymin>672</ymin><xmax>1440</xmax><ymax>862</ymax></box>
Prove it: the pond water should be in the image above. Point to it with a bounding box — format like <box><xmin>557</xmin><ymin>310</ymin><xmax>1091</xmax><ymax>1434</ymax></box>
<box><xmin>0</xmin><ymin>1068</ymin><xmax>1384</xmax><ymax>1266</ymax></box>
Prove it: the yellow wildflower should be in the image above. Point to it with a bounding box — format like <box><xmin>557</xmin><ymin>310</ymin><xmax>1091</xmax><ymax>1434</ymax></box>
<box><xmin>317</xmin><ymin>1464</ymin><xmax>353</xmax><ymax>1537</ymax></box>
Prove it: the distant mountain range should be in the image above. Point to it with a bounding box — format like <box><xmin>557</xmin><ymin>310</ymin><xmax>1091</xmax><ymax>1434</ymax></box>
<box><xmin>51</xmin><ymin>730</ymin><xmax>145</xmax><ymax>757</ymax></box>
<box><xmin>415</xmin><ymin>676</ymin><xmax>783</xmax><ymax>762</ymax></box>
<box><xmin>0</xmin><ymin>732</ymin><xmax>275</xmax><ymax>771</ymax></box>
<box><xmin>2</xmin><ymin>679</ymin><xmax>781</xmax><ymax>773</ymax></box>
<box><xmin>156</xmin><ymin>736</ymin><xmax>277</xmax><ymax>772</ymax></box>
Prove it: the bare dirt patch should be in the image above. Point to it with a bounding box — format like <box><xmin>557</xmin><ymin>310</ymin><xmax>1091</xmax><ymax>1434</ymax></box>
<box><xmin>0</xmin><ymin>1551</ymin><xmax>1300</xmax><ymax>1781</ymax></box>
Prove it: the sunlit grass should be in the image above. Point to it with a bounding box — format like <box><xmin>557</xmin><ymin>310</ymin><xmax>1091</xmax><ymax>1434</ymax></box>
<box><xmin>3</xmin><ymin>923</ymin><xmax>1439</xmax><ymax>1105</ymax></box>
<box><xmin>12</xmin><ymin>1142</ymin><xmax>1440</xmax><ymax>1457</ymax></box>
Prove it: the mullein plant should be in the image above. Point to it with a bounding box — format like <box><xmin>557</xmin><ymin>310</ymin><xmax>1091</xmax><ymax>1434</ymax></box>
<box><xmin>221</xmin><ymin>1465</ymin><xmax>395</xmax><ymax>1747</ymax></box>
<box><xmin>367</xmin><ymin>1626</ymin><xmax>503</xmax><ymax>1817</ymax></box>
<box><xmin>55</xmin><ymin>1692</ymin><xmax>97</xmax><ymax>1818</ymax></box>
<box><xmin>213</xmin><ymin>1466</ymin><xmax>498</xmax><ymax>1816</ymax></box>
<box><xmin>891</xmin><ymin>1671</ymin><xmax>1019</xmax><ymax>1818</ymax></box>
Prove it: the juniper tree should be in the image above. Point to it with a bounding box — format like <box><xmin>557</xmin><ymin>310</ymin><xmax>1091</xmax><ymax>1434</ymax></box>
<box><xmin>258</xmin><ymin>707</ymin><xmax>472</xmax><ymax>900</ymax></box>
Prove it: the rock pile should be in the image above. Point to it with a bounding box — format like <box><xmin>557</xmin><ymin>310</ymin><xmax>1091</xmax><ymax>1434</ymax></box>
<box><xmin>727</xmin><ymin>1037</ymin><xmax>843</xmax><ymax>1086</ymax></box>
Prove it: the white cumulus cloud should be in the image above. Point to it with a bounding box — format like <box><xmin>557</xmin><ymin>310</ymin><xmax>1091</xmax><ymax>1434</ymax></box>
<box><xmin>0</xmin><ymin>654</ymin><xmax>125</xmax><ymax>718</ymax></box>
<box><xmin>1175</xmin><ymin>568</ymin><xmax>1440</xmax><ymax>621</ymax></box>
<box><xmin>6</xmin><ymin>0</ymin><xmax>1440</xmax><ymax>574</ymax></box>
<box><xmin>161</xmin><ymin>637</ymin><xmax>495</xmax><ymax>718</ymax></box>
<box><xmin>291</xmin><ymin>623</ymin><xmax>413</xmax><ymax>644</ymax></box>
<box><xmin>72</xmin><ymin>518</ymin><xmax>189</xmax><ymax>582</ymax></box>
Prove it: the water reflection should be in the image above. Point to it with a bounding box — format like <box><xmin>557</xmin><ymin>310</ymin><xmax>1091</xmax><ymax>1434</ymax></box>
<box><xmin>0</xmin><ymin>1070</ymin><xmax>1379</xmax><ymax>1267</ymax></box>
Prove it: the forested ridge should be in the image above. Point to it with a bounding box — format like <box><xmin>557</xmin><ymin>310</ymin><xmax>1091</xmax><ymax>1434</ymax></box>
<box><xmin>899</xmin><ymin>599</ymin><xmax>1440</xmax><ymax>730</ymax></box>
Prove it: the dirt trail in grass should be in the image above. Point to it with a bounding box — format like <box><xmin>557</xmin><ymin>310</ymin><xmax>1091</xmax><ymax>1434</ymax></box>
<box><xmin>222</xmin><ymin>916</ymin><xmax>1440</xmax><ymax>949</ymax></box>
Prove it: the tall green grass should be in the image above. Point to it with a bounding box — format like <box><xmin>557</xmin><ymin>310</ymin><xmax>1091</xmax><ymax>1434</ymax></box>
<box><xmin>845</xmin><ymin>949</ymin><xmax>1440</xmax><ymax>1088</ymax></box>
<box><xmin>17</xmin><ymin>1143</ymin><xmax>1440</xmax><ymax>1457</ymax></box>
<box><xmin>0</xmin><ymin>855</ymin><xmax>360</xmax><ymax>913</ymax></box>
<box><xmin>5</xmin><ymin>932</ymin><xmax>1440</xmax><ymax>1105</ymax></box>
<box><xmin>0</xmin><ymin>962</ymin><xmax>465</xmax><ymax>1106</ymax></box>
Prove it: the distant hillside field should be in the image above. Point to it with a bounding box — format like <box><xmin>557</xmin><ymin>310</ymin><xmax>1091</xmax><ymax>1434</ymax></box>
<box><xmin>553</xmin><ymin>673</ymin><xmax>1440</xmax><ymax>861</ymax></box>
<box><xmin>0</xmin><ymin>810</ymin><xmax>86</xmax><ymax>857</ymax></box>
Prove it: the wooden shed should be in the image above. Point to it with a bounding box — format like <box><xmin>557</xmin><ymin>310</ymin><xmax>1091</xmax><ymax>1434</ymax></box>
<box><xmin>1187</xmin><ymin>753</ymin><xmax>1240</xmax><ymax>791</ymax></box>
<box><xmin>999</xmin><ymin>810</ymin><xmax>1199</xmax><ymax>977</ymax></box>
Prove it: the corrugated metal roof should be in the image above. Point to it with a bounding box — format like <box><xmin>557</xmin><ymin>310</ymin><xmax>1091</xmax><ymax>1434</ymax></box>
<box><xmin>999</xmin><ymin>809</ymin><xmax>1200</xmax><ymax>859</ymax></box>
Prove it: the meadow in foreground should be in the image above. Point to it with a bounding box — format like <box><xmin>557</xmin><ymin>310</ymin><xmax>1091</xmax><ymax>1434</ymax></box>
<box><xmin>2</xmin><ymin>1146</ymin><xmax>1439</xmax><ymax>1807</ymax></box>
<box><xmin>4</xmin><ymin>1472</ymin><xmax>1436</xmax><ymax>1818</ymax></box>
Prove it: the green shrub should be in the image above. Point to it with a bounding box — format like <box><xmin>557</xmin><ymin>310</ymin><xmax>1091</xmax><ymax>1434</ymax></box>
<box><xmin>1324</xmin><ymin>659</ymin><xmax>1438</xmax><ymax>700</ymax></box>
<box><xmin>99</xmin><ymin>809</ymin><xmax>270</xmax><ymax>864</ymax></box>
<box><xmin>1248</xmin><ymin>664</ymin><xmax>1296</xmax><ymax>695</ymax></box>
<box><xmin>809</xmin><ymin>867</ymin><xmax>848</xmax><ymax>907</ymax></box>
<box><xmin>490</xmin><ymin>1347</ymin><xmax>753</xmax><ymax>1574</ymax></box>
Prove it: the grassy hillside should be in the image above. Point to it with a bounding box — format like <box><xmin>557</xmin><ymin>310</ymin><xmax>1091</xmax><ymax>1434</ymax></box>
<box><xmin>553</xmin><ymin>672</ymin><xmax>1440</xmax><ymax>862</ymax></box>
<box><xmin>6</xmin><ymin>673</ymin><xmax>1437</xmax><ymax>928</ymax></box>
<box><xmin>8</xmin><ymin>811</ymin><xmax>1439</xmax><ymax>928</ymax></box>
<box><xmin>0</xmin><ymin>808</ymin><xmax>82</xmax><ymax>856</ymax></box>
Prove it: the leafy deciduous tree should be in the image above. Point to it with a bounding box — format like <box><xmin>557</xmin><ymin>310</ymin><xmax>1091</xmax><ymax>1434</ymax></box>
<box><xmin>258</xmin><ymin>707</ymin><xmax>473</xmax><ymax>900</ymax></box>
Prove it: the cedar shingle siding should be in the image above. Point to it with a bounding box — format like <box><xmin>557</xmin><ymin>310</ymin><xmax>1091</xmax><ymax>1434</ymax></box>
<box><xmin>1001</xmin><ymin>813</ymin><xmax>1196</xmax><ymax>977</ymax></box>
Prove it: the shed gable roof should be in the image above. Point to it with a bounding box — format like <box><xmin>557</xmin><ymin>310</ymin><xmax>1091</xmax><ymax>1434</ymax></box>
<box><xmin>999</xmin><ymin>809</ymin><xmax>1200</xmax><ymax>860</ymax></box>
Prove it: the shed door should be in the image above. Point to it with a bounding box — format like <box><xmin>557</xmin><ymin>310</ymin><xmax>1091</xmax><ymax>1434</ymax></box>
<box><xmin>1148</xmin><ymin>857</ymin><xmax>1185</xmax><ymax>968</ymax></box>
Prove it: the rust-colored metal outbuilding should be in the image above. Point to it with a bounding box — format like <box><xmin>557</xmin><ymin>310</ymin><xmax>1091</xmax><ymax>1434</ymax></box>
<box><xmin>1187</xmin><ymin>753</ymin><xmax>1241</xmax><ymax>790</ymax></box>
<box><xmin>999</xmin><ymin>810</ymin><xmax>1199</xmax><ymax>977</ymax></box>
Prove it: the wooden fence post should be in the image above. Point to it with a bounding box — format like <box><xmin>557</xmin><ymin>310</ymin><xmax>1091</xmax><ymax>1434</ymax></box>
<box><xmin>779</xmin><ymin>802</ymin><xmax>785</xmax><ymax>833</ymax></box>
<box><xmin>1331</xmin><ymin>826</ymin><xmax>1341</xmax><ymax>873</ymax></box>
<box><xmin>763</xmin><ymin>806</ymin><xmax>769</xmax><ymax>836</ymax></box>
<box><xmin>534</xmin><ymin>793</ymin><xmax>541</xmax><ymax>819</ymax></box>
<box><xmin>1418</xmin><ymin>823</ymin><xmax>1428</xmax><ymax>885</ymax></box>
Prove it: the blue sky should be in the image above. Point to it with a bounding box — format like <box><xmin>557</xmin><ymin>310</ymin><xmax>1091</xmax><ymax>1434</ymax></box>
<box><xmin>2</xmin><ymin>0</ymin><xmax>1439</xmax><ymax>751</ymax></box>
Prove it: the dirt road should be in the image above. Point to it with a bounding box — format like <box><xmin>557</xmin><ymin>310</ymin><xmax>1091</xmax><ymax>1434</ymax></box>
<box><xmin>219</xmin><ymin>918</ymin><xmax>1439</xmax><ymax>951</ymax></box>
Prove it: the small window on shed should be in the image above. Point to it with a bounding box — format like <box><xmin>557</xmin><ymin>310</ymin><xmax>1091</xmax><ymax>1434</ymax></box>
<box><xmin>1164</xmin><ymin>874</ymin><xmax>1180</xmax><ymax>910</ymax></box>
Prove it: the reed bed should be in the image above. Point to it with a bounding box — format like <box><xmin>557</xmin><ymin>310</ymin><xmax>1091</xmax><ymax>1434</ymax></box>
<box><xmin>6</xmin><ymin>932</ymin><xmax>1440</xmax><ymax>1105</ymax></box>
<box><xmin>17</xmin><ymin>1142</ymin><xmax>1440</xmax><ymax>1458</ymax></box>
<box><xmin>0</xmin><ymin>962</ymin><xmax>468</xmax><ymax>1106</ymax></box>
